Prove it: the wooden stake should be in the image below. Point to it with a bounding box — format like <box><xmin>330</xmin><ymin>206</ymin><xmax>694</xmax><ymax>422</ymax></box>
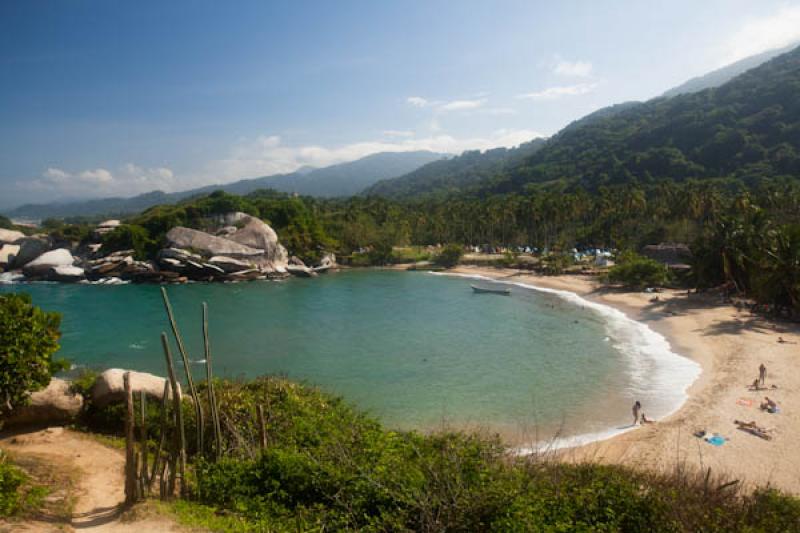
<box><xmin>149</xmin><ymin>380</ymin><xmax>170</xmax><ymax>492</ymax></box>
<box><xmin>161</xmin><ymin>332</ymin><xmax>186</xmax><ymax>498</ymax></box>
<box><xmin>257</xmin><ymin>404</ymin><xmax>267</xmax><ymax>451</ymax></box>
<box><xmin>161</xmin><ymin>287</ymin><xmax>205</xmax><ymax>455</ymax></box>
<box><xmin>139</xmin><ymin>390</ymin><xmax>149</xmax><ymax>493</ymax></box>
<box><xmin>203</xmin><ymin>302</ymin><xmax>222</xmax><ymax>461</ymax></box>
<box><xmin>123</xmin><ymin>372</ymin><xmax>137</xmax><ymax>504</ymax></box>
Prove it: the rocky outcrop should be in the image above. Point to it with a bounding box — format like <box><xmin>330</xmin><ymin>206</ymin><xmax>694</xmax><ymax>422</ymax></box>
<box><xmin>225</xmin><ymin>214</ymin><xmax>288</xmax><ymax>266</ymax></box>
<box><xmin>0</xmin><ymin>228</ymin><xmax>25</xmax><ymax>244</ymax></box>
<box><xmin>2</xmin><ymin>378</ymin><xmax>84</xmax><ymax>428</ymax></box>
<box><xmin>286</xmin><ymin>264</ymin><xmax>318</xmax><ymax>277</ymax></box>
<box><xmin>90</xmin><ymin>369</ymin><xmax>178</xmax><ymax>408</ymax></box>
<box><xmin>166</xmin><ymin>227</ymin><xmax>264</xmax><ymax>258</ymax></box>
<box><xmin>208</xmin><ymin>255</ymin><xmax>254</xmax><ymax>273</ymax></box>
<box><xmin>23</xmin><ymin>248</ymin><xmax>76</xmax><ymax>278</ymax></box>
<box><xmin>11</xmin><ymin>237</ymin><xmax>50</xmax><ymax>269</ymax></box>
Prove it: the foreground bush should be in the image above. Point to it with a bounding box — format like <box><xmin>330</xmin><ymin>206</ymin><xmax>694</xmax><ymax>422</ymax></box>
<box><xmin>0</xmin><ymin>454</ymin><xmax>26</xmax><ymax>517</ymax></box>
<box><xmin>0</xmin><ymin>293</ymin><xmax>67</xmax><ymax>417</ymax></box>
<box><xmin>435</xmin><ymin>244</ymin><xmax>464</xmax><ymax>268</ymax></box>
<box><xmin>145</xmin><ymin>378</ymin><xmax>800</xmax><ymax>532</ymax></box>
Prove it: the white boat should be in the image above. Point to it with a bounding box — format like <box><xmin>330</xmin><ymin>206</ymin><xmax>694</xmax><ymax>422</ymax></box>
<box><xmin>471</xmin><ymin>284</ymin><xmax>511</xmax><ymax>295</ymax></box>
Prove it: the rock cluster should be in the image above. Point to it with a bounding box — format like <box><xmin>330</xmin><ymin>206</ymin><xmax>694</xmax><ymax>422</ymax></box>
<box><xmin>0</xmin><ymin>211</ymin><xmax>337</xmax><ymax>284</ymax></box>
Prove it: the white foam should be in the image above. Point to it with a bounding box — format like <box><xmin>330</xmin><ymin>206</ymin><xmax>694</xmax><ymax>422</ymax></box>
<box><xmin>435</xmin><ymin>272</ymin><xmax>702</xmax><ymax>451</ymax></box>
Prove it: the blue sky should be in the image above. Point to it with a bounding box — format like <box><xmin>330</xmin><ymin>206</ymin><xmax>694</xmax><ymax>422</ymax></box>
<box><xmin>2</xmin><ymin>0</ymin><xmax>800</xmax><ymax>208</ymax></box>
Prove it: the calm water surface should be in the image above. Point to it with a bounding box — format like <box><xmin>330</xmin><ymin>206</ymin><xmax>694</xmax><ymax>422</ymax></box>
<box><xmin>2</xmin><ymin>270</ymin><xmax>677</xmax><ymax>443</ymax></box>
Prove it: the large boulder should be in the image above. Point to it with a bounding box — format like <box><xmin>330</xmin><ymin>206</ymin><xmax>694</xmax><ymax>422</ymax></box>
<box><xmin>23</xmin><ymin>248</ymin><xmax>75</xmax><ymax>277</ymax></box>
<box><xmin>225</xmin><ymin>214</ymin><xmax>289</xmax><ymax>269</ymax></box>
<box><xmin>165</xmin><ymin>227</ymin><xmax>264</xmax><ymax>258</ymax></box>
<box><xmin>90</xmin><ymin>369</ymin><xmax>179</xmax><ymax>408</ymax></box>
<box><xmin>0</xmin><ymin>228</ymin><xmax>24</xmax><ymax>244</ymax></box>
<box><xmin>2</xmin><ymin>378</ymin><xmax>84</xmax><ymax>428</ymax></box>
<box><xmin>0</xmin><ymin>244</ymin><xmax>20</xmax><ymax>270</ymax></box>
<box><xmin>10</xmin><ymin>237</ymin><xmax>50</xmax><ymax>269</ymax></box>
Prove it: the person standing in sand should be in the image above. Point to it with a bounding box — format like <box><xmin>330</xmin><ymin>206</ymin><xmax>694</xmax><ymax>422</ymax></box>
<box><xmin>759</xmin><ymin>363</ymin><xmax>767</xmax><ymax>386</ymax></box>
<box><xmin>632</xmin><ymin>401</ymin><xmax>641</xmax><ymax>426</ymax></box>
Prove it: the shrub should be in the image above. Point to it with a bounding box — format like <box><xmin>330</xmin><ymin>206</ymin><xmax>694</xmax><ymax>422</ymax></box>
<box><xmin>101</xmin><ymin>224</ymin><xmax>158</xmax><ymax>260</ymax></box>
<box><xmin>0</xmin><ymin>293</ymin><xmax>67</xmax><ymax>417</ymax></box>
<box><xmin>0</xmin><ymin>454</ymin><xmax>26</xmax><ymax>517</ymax></box>
<box><xmin>435</xmin><ymin>244</ymin><xmax>464</xmax><ymax>268</ymax></box>
<box><xmin>607</xmin><ymin>251</ymin><xmax>671</xmax><ymax>288</ymax></box>
<box><xmin>540</xmin><ymin>253</ymin><xmax>573</xmax><ymax>275</ymax></box>
<box><xmin>0</xmin><ymin>215</ymin><xmax>13</xmax><ymax>230</ymax></box>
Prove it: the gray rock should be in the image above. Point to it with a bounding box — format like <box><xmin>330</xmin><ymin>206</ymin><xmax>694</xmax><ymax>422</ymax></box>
<box><xmin>289</xmin><ymin>256</ymin><xmax>307</xmax><ymax>267</ymax></box>
<box><xmin>0</xmin><ymin>228</ymin><xmax>25</xmax><ymax>244</ymax></box>
<box><xmin>0</xmin><ymin>244</ymin><xmax>20</xmax><ymax>269</ymax></box>
<box><xmin>48</xmin><ymin>265</ymin><xmax>86</xmax><ymax>282</ymax></box>
<box><xmin>23</xmin><ymin>248</ymin><xmax>75</xmax><ymax>276</ymax></box>
<box><xmin>208</xmin><ymin>255</ymin><xmax>253</xmax><ymax>273</ymax></box>
<box><xmin>90</xmin><ymin>369</ymin><xmax>179</xmax><ymax>408</ymax></box>
<box><xmin>319</xmin><ymin>253</ymin><xmax>337</xmax><ymax>268</ymax></box>
<box><xmin>225</xmin><ymin>214</ymin><xmax>289</xmax><ymax>268</ymax></box>
<box><xmin>11</xmin><ymin>237</ymin><xmax>50</xmax><ymax>269</ymax></box>
<box><xmin>165</xmin><ymin>227</ymin><xmax>264</xmax><ymax>258</ymax></box>
<box><xmin>2</xmin><ymin>378</ymin><xmax>84</xmax><ymax>428</ymax></box>
<box><xmin>286</xmin><ymin>264</ymin><xmax>318</xmax><ymax>278</ymax></box>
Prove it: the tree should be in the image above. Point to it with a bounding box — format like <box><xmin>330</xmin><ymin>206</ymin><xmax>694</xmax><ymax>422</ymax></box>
<box><xmin>607</xmin><ymin>251</ymin><xmax>670</xmax><ymax>288</ymax></box>
<box><xmin>435</xmin><ymin>244</ymin><xmax>464</xmax><ymax>268</ymax></box>
<box><xmin>0</xmin><ymin>294</ymin><xmax>67</xmax><ymax>415</ymax></box>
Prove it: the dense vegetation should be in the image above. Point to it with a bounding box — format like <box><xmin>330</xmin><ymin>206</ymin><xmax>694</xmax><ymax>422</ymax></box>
<box><xmin>78</xmin><ymin>376</ymin><xmax>800</xmax><ymax>532</ymax></box>
<box><xmin>0</xmin><ymin>293</ymin><xmax>67</xmax><ymax>417</ymax></box>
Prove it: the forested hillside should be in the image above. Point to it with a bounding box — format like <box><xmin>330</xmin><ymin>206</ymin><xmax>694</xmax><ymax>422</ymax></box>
<box><xmin>370</xmin><ymin>44</ymin><xmax>800</xmax><ymax>199</ymax></box>
<box><xmin>365</xmin><ymin>139</ymin><xmax>545</xmax><ymax>198</ymax></box>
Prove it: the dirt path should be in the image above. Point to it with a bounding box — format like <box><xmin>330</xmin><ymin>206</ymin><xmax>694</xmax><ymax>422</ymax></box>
<box><xmin>0</xmin><ymin>427</ymin><xmax>186</xmax><ymax>532</ymax></box>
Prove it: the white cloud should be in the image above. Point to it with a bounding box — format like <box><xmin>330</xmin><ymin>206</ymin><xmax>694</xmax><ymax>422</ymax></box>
<box><xmin>208</xmin><ymin>130</ymin><xmax>544</xmax><ymax>181</ymax></box>
<box><xmin>721</xmin><ymin>5</ymin><xmax>800</xmax><ymax>65</ymax></box>
<box><xmin>382</xmin><ymin>130</ymin><xmax>415</xmax><ymax>138</ymax></box>
<box><xmin>22</xmin><ymin>164</ymin><xmax>175</xmax><ymax>198</ymax></box>
<box><xmin>439</xmin><ymin>98</ymin><xmax>487</xmax><ymax>111</ymax></box>
<box><xmin>406</xmin><ymin>96</ymin><xmax>429</xmax><ymax>107</ymax></box>
<box><xmin>517</xmin><ymin>83</ymin><xmax>598</xmax><ymax>100</ymax></box>
<box><xmin>554</xmin><ymin>59</ymin><xmax>593</xmax><ymax>77</ymax></box>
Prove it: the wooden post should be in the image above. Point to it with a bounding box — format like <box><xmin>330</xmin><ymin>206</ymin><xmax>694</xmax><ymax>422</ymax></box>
<box><xmin>123</xmin><ymin>372</ymin><xmax>138</xmax><ymax>503</ymax></box>
<box><xmin>257</xmin><ymin>404</ymin><xmax>267</xmax><ymax>451</ymax></box>
<box><xmin>203</xmin><ymin>302</ymin><xmax>222</xmax><ymax>461</ymax></box>
<box><xmin>139</xmin><ymin>390</ymin><xmax>149</xmax><ymax>493</ymax></box>
<box><xmin>161</xmin><ymin>332</ymin><xmax>186</xmax><ymax>498</ymax></box>
<box><xmin>161</xmin><ymin>287</ymin><xmax>205</xmax><ymax>455</ymax></box>
<box><xmin>149</xmin><ymin>380</ymin><xmax>170</xmax><ymax>492</ymax></box>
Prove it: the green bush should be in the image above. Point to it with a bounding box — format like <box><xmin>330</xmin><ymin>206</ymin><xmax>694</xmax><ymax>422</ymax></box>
<box><xmin>101</xmin><ymin>224</ymin><xmax>158</xmax><ymax>260</ymax></box>
<box><xmin>435</xmin><ymin>244</ymin><xmax>464</xmax><ymax>268</ymax></box>
<box><xmin>0</xmin><ymin>293</ymin><xmax>67</xmax><ymax>417</ymax></box>
<box><xmin>0</xmin><ymin>454</ymin><xmax>26</xmax><ymax>517</ymax></box>
<box><xmin>0</xmin><ymin>215</ymin><xmax>13</xmax><ymax>230</ymax></box>
<box><xmin>607</xmin><ymin>251</ymin><xmax>671</xmax><ymax>288</ymax></box>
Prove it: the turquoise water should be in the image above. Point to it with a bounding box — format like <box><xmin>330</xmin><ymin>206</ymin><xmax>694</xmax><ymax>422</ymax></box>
<box><xmin>1</xmin><ymin>271</ymin><xmax>695</xmax><ymax>443</ymax></box>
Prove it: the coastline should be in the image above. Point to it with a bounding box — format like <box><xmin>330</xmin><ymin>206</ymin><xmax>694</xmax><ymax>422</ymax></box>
<box><xmin>450</xmin><ymin>265</ymin><xmax>800</xmax><ymax>495</ymax></box>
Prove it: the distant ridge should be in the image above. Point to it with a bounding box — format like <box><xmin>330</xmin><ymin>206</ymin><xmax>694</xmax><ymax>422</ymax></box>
<box><xmin>6</xmin><ymin>151</ymin><xmax>446</xmax><ymax>220</ymax></box>
<box><xmin>662</xmin><ymin>43</ymin><xmax>798</xmax><ymax>97</ymax></box>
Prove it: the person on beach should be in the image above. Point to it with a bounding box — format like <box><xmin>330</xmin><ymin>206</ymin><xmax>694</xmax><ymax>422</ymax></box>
<box><xmin>760</xmin><ymin>397</ymin><xmax>778</xmax><ymax>413</ymax></box>
<box><xmin>640</xmin><ymin>412</ymin><xmax>655</xmax><ymax>424</ymax></box>
<box><xmin>759</xmin><ymin>363</ymin><xmax>767</xmax><ymax>386</ymax></box>
<box><xmin>632</xmin><ymin>401</ymin><xmax>642</xmax><ymax>425</ymax></box>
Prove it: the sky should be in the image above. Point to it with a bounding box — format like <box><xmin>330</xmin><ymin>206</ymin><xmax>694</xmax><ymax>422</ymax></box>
<box><xmin>2</xmin><ymin>0</ymin><xmax>800</xmax><ymax>209</ymax></box>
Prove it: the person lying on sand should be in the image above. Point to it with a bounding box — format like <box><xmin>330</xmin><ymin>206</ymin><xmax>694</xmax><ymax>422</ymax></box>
<box><xmin>760</xmin><ymin>397</ymin><xmax>779</xmax><ymax>413</ymax></box>
<box><xmin>735</xmin><ymin>419</ymin><xmax>773</xmax><ymax>440</ymax></box>
<box><xmin>778</xmin><ymin>336</ymin><xmax>797</xmax><ymax>344</ymax></box>
<box><xmin>640</xmin><ymin>413</ymin><xmax>655</xmax><ymax>424</ymax></box>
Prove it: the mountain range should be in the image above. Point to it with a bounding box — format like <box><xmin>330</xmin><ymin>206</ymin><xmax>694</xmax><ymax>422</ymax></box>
<box><xmin>7</xmin><ymin>151</ymin><xmax>445</xmax><ymax>220</ymax></box>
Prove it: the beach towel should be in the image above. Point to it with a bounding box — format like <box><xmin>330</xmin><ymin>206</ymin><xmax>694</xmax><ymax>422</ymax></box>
<box><xmin>736</xmin><ymin>398</ymin><xmax>753</xmax><ymax>407</ymax></box>
<box><xmin>706</xmin><ymin>435</ymin><xmax>726</xmax><ymax>446</ymax></box>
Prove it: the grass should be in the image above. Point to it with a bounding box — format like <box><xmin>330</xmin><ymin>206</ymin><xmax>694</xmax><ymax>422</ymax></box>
<box><xmin>0</xmin><ymin>452</ymin><xmax>57</xmax><ymax>521</ymax></box>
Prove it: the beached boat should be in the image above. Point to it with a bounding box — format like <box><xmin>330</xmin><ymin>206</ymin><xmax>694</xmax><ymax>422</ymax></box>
<box><xmin>471</xmin><ymin>284</ymin><xmax>511</xmax><ymax>295</ymax></box>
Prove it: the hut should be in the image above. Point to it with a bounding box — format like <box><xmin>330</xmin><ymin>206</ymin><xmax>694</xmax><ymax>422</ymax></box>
<box><xmin>641</xmin><ymin>243</ymin><xmax>692</xmax><ymax>270</ymax></box>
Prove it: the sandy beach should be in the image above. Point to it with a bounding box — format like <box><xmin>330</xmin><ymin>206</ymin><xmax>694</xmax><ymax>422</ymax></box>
<box><xmin>451</xmin><ymin>265</ymin><xmax>800</xmax><ymax>495</ymax></box>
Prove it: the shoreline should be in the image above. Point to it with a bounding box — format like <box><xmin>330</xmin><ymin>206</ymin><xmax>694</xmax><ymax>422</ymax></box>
<box><xmin>450</xmin><ymin>265</ymin><xmax>800</xmax><ymax>495</ymax></box>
